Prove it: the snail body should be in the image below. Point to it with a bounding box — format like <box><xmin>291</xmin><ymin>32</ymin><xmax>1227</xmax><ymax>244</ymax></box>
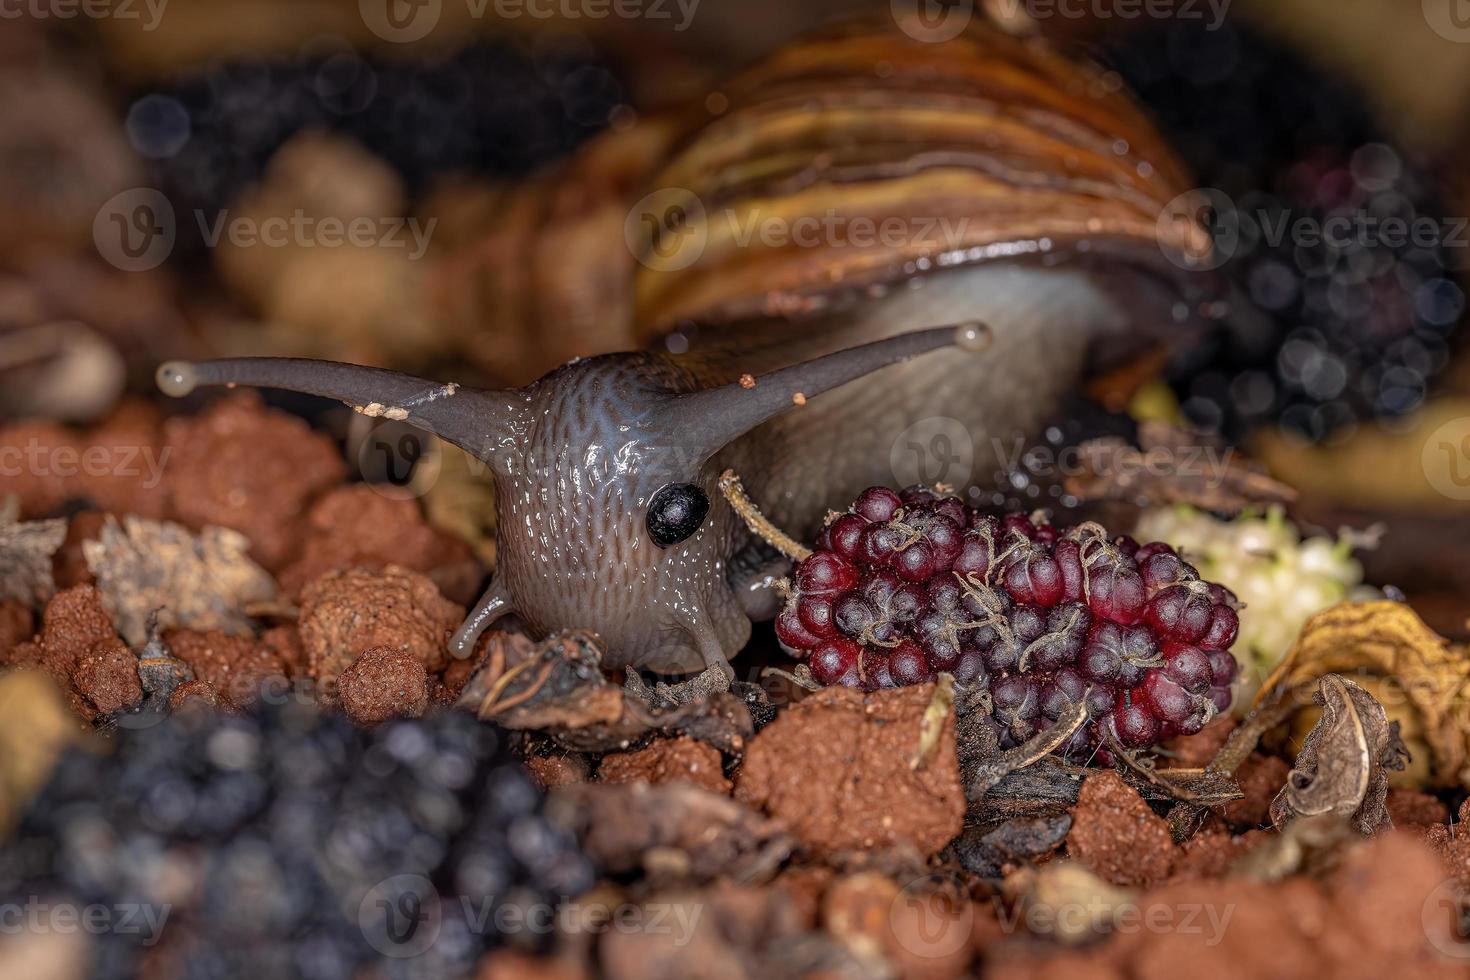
<box><xmin>159</xmin><ymin>17</ymin><xmax>1209</xmax><ymax>675</ymax></box>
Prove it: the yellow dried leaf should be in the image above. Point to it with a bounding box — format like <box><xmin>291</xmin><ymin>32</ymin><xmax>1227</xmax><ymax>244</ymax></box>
<box><xmin>1258</xmin><ymin>601</ymin><xmax>1470</xmax><ymax>788</ymax></box>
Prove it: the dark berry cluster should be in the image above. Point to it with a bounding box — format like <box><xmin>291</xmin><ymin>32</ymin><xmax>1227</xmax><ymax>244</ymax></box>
<box><xmin>140</xmin><ymin>41</ymin><xmax>623</xmax><ymax>257</ymax></box>
<box><xmin>1105</xmin><ymin>20</ymin><xmax>1463</xmax><ymax>441</ymax></box>
<box><xmin>776</xmin><ymin>487</ymin><xmax>1240</xmax><ymax>757</ymax></box>
<box><xmin>0</xmin><ymin>703</ymin><xmax>594</xmax><ymax>980</ymax></box>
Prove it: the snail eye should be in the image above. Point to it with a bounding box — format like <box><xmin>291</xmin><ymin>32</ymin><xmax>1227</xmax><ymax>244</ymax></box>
<box><xmin>646</xmin><ymin>483</ymin><xmax>710</xmax><ymax>548</ymax></box>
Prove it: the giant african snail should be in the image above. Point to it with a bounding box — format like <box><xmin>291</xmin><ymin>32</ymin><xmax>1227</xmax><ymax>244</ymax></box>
<box><xmin>157</xmin><ymin>16</ymin><xmax>1212</xmax><ymax>676</ymax></box>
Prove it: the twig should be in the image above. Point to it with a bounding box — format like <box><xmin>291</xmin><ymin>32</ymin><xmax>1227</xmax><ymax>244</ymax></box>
<box><xmin>718</xmin><ymin>469</ymin><xmax>812</xmax><ymax>561</ymax></box>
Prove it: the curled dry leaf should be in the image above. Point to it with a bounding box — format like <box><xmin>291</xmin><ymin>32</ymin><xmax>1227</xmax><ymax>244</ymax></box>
<box><xmin>1268</xmin><ymin>674</ymin><xmax>1407</xmax><ymax>836</ymax></box>
<box><xmin>455</xmin><ymin>630</ymin><xmax>756</xmax><ymax>755</ymax></box>
<box><xmin>82</xmin><ymin>515</ymin><xmax>278</xmax><ymax>646</ymax></box>
<box><xmin>1258</xmin><ymin>600</ymin><xmax>1470</xmax><ymax>788</ymax></box>
<box><xmin>555</xmin><ymin>781</ymin><xmax>795</xmax><ymax>886</ymax></box>
<box><xmin>0</xmin><ymin>497</ymin><xmax>66</xmax><ymax>606</ymax></box>
<box><xmin>1063</xmin><ymin>420</ymin><xmax>1296</xmax><ymax>513</ymax></box>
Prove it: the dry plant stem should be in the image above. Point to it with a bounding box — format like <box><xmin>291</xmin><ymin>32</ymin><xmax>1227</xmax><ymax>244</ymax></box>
<box><xmin>970</xmin><ymin>699</ymin><xmax>1089</xmax><ymax>799</ymax></box>
<box><xmin>475</xmin><ymin>645</ymin><xmax>556</xmax><ymax>719</ymax></box>
<box><xmin>718</xmin><ymin>469</ymin><xmax>812</xmax><ymax>561</ymax></box>
<box><xmin>911</xmin><ymin>673</ymin><xmax>956</xmax><ymax>770</ymax></box>
<box><xmin>1166</xmin><ymin>684</ymin><xmax>1299</xmax><ymax>839</ymax></box>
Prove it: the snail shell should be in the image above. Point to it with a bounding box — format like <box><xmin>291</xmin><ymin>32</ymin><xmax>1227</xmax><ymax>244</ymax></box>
<box><xmin>629</xmin><ymin>17</ymin><xmax>1210</xmax><ymax>336</ymax></box>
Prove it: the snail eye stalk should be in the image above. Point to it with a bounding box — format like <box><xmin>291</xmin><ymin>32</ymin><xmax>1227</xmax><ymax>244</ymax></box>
<box><xmin>647</xmin><ymin>483</ymin><xmax>710</xmax><ymax>547</ymax></box>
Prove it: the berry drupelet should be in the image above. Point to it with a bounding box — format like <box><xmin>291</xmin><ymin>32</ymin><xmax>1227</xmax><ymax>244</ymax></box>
<box><xmin>777</xmin><ymin>486</ymin><xmax>1241</xmax><ymax>758</ymax></box>
<box><xmin>0</xmin><ymin>702</ymin><xmax>595</xmax><ymax>980</ymax></box>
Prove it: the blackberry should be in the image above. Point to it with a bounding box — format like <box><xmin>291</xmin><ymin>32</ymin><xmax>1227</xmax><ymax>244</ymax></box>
<box><xmin>135</xmin><ymin>40</ymin><xmax>624</xmax><ymax>257</ymax></box>
<box><xmin>1104</xmin><ymin>21</ymin><xmax>1463</xmax><ymax>440</ymax></box>
<box><xmin>0</xmin><ymin>702</ymin><xmax>595</xmax><ymax>980</ymax></box>
<box><xmin>781</xmin><ymin>487</ymin><xmax>1241</xmax><ymax>759</ymax></box>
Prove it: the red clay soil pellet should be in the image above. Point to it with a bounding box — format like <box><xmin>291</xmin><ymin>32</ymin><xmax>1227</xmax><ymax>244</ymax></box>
<box><xmin>38</xmin><ymin>585</ymin><xmax>116</xmax><ymax>663</ymax></box>
<box><xmin>164</xmin><ymin>629</ymin><xmax>287</xmax><ymax>710</ymax></box>
<box><xmin>525</xmin><ymin>754</ymin><xmax>591</xmax><ymax>791</ymax></box>
<box><xmin>260</xmin><ymin>624</ymin><xmax>307</xmax><ymax>679</ymax></box>
<box><xmin>1161</xmin><ymin>715</ymin><xmax>1236</xmax><ymax>769</ymax></box>
<box><xmin>734</xmin><ymin>684</ymin><xmax>965</xmax><ymax>858</ymax></box>
<box><xmin>298</xmin><ymin>564</ymin><xmax>463</xmax><ymax>687</ymax></box>
<box><xmin>162</xmin><ymin>392</ymin><xmax>345</xmax><ymax>570</ymax></box>
<box><xmin>53</xmin><ymin>510</ymin><xmax>108</xmax><ymax>589</ymax></box>
<box><xmin>76</xmin><ymin>399</ymin><xmax>168</xmax><ymax>519</ymax></box>
<box><xmin>0</xmin><ymin>600</ymin><xmax>32</xmax><ymax>655</ymax></box>
<box><xmin>276</xmin><ymin>485</ymin><xmax>476</xmax><ymax>600</ymax></box>
<box><xmin>1385</xmin><ymin>788</ymin><xmax>1451</xmax><ymax>828</ymax></box>
<box><xmin>1066</xmin><ymin>771</ymin><xmax>1175</xmax><ymax>888</ymax></box>
<box><xmin>598</xmin><ymin>736</ymin><xmax>731</xmax><ymax>794</ymax></box>
<box><xmin>337</xmin><ymin>645</ymin><xmax>430</xmax><ymax>725</ymax></box>
<box><xmin>0</xmin><ymin>421</ymin><xmax>80</xmax><ymax>518</ymax></box>
<box><xmin>167</xmin><ymin>679</ymin><xmax>225</xmax><ymax>714</ymax></box>
<box><xmin>69</xmin><ymin>636</ymin><xmax>143</xmax><ymax>717</ymax></box>
<box><xmin>1219</xmin><ymin>753</ymin><xmax>1291</xmax><ymax>829</ymax></box>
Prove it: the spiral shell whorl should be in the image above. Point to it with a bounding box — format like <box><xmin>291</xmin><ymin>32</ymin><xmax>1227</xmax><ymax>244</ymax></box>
<box><xmin>630</xmin><ymin>17</ymin><xmax>1207</xmax><ymax>338</ymax></box>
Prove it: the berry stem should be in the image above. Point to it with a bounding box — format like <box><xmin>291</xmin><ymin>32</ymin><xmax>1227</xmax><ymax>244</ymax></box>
<box><xmin>718</xmin><ymin>469</ymin><xmax>813</xmax><ymax>561</ymax></box>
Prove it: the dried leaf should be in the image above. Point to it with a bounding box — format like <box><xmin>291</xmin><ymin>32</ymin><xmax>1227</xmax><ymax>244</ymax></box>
<box><xmin>1167</xmin><ymin>685</ymin><xmax>1301</xmax><ymax>840</ymax></box>
<box><xmin>0</xmin><ymin>497</ymin><xmax>66</xmax><ymax>606</ymax></box>
<box><xmin>1269</xmin><ymin>675</ymin><xmax>1406</xmax><ymax>835</ymax></box>
<box><xmin>967</xmin><ymin>697</ymin><xmax>1088</xmax><ymax>799</ymax></box>
<box><xmin>1258</xmin><ymin>600</ymin><xmax>1470</xmax><ymax>788</ymax></box>
<box><xmin>1064</xmin><ymin>421</ymin><xmax>1295</xmax><ymax>513</ymax></box>
<box><xmin>950</xmin><ymin>813</ymin><xmax>1073</xmax><ymax>878</ymax></box>
<box><xmin>82</xmin><ymin>515</ymin><xmax>278</xmax><ymax>645</ymax></box>
<box><xmin>456</xmin><ymin>630</ymin><xmax>755</xmax><ymax>754</ymax></box>
<box><xmin>555</xmin><ymin>781</ymin><xmax>795</xmax><ymax>886</ymax></box>
<box><xmin>1107</xmin><ymin>738</ymin><xmax>1244</xmax><ymax>808</ymax></box>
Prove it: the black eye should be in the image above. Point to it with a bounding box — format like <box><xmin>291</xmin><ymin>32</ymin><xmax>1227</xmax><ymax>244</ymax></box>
<box><xmin>646</xmin><ymin>483</ymin><xmax>710</xmax><ymax>548</ymax></box>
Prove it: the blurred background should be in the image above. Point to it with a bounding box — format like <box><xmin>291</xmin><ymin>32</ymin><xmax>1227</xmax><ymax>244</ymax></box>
<box><xmin>3</xmin><ymin>0</ymin><xmax>1470</xmax><ymax>634</ymax></box>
